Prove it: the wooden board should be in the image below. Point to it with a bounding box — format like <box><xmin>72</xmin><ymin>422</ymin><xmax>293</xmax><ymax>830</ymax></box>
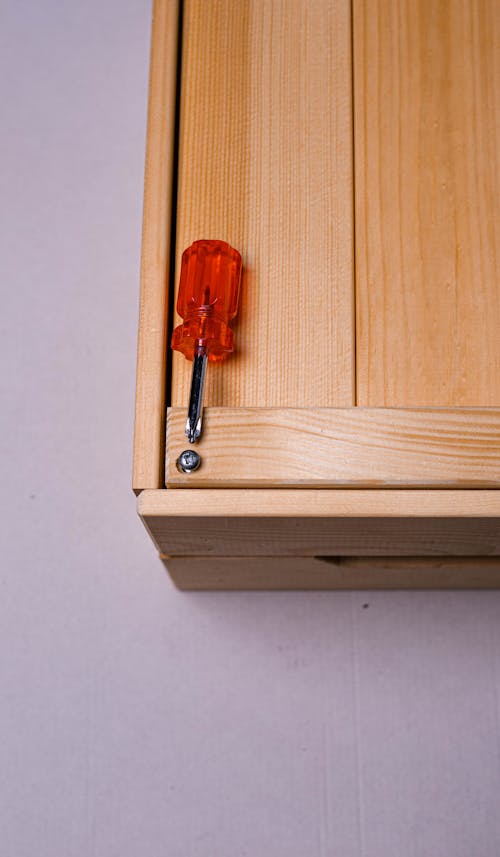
<box><xmin>133</xmin><ymin>0</ymin><xmax>179</xmax><ymax>491</ymax></box>
<box><xmin>139</xmin><ymin>489</ymin><xmax>500</xmax><ymax>556</ymax></box>
<box><xmin>166</xmin><ymin>407</ymin><xmax>500</xmax><ymax>488</ymax></box>
<box><xmin>171</xmin><ymin>0</ymin><xmax>354</xmax><ymax>409</ymax></box>
<box><xmin>354</xmin><ymin>0</ymin><xmax>500</xmax><ymax>406</ymax></box>
<box><xmin>162</xmin><ymin>555</ymin><xmax>500</xmax><ymax>590</ymax></box>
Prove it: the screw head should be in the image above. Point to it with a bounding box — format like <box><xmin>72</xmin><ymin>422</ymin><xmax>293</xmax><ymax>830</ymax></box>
<box><xmin>176</xmin><ymin>449</ymin><xmax>202</xmax><ymax>474</ymax></box>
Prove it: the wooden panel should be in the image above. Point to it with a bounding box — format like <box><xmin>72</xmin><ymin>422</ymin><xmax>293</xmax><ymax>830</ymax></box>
<box><xmin>172</xmin><ymin>0</ymin><xmax>354</xmax><ymax>408</ymax></box>
<box><xmin>133</xmin><ymin>0</ymin><xmax>179</xmax><ymax>491</ymax></box>
<box><xmin>354</xmin><ymin>0</ymin><xmax>500</xmax><ymax>406</ymax></box>
<box><xmin>166</xmin><ymin>407</ymin><xmax>500</xmax><ymax>487</ymax></box>
<box><xmin>138</xmin><ymin>489</ymin><xmax>500</xmax><ymax>556</ymax></box>
<box><xmin>162</xmin><ymin>555</ymin><xmax>500</xmax><ymax>590</ymax></box>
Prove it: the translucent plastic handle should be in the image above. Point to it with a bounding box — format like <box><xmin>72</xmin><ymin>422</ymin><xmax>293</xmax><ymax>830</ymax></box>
<box><xmin>171</xmin><ymin>239</ymin><xmax>242</xmax><ymax>362</ymax></box>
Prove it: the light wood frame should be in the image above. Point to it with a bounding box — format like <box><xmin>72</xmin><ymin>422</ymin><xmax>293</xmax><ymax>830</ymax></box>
<box><xmin>133</xmin><ymin>0</ymin><xmax>500</xmax><ymax>588</ymax></box>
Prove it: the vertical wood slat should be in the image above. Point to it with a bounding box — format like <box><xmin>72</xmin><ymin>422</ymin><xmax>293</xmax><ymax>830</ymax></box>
<box><xmin>172</xmin><ymin>0</ymin><xmax>354</xmax><ymax>409</ymax></box>
<box><xmin>354</xmin><ymin>0</ymin><xmax>500</xmax><ymax>407</ymax></box>
<box><xmin>133</xmin><ymin>0</ymin><xmax>179</xmax><ymax>491</ymax></box>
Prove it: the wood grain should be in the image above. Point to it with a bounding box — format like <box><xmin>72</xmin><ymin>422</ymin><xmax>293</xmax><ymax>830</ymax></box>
<box><xmin>140</xmin><ymin>488</ymin><xmax>500</xmax><ymax>519</ymax></box>
<box><xmin>138</xmin><ymin>489</ymin><xmax>500</xmax><ymax>556</ymax></box>
<box><xmin>166</xmin><ymin>407</ymin><xmax>500</xmax><ymax>488</ymax></box>
<box><xmin>354</xmin><ymin>0</ymin><xmax>500</xmax><ymax>406</ymax></box>
<box><xmin>161</xmin><ymin>555</ymin><xmax>500</xmax><ymax>590</ymax></box>
<box><xmin>133</xmin><ymin>0</ymin><xmax>179</xmax><ymax>491</ymax></box>
<box><xmin>171</xmin><ymin>0</ymin><xmax>354</xmax><ymax>408</ymax></box>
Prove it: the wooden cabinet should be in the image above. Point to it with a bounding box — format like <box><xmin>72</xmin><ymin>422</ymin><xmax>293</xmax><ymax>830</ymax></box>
<box><xmin>134</xmin><ymin>0</ymin><xmax>500</xmax><ymax>588</ymax></box>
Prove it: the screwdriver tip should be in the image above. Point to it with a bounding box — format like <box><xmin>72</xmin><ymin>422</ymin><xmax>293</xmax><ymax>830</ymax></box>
<box><xmin>185</xmin><ymin>416</ymin><xmax>202</xmax><ymax>444</ymax></box>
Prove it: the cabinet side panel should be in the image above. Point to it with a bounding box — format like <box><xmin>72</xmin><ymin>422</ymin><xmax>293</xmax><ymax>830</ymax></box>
<box><xmin>138</xmin><ymin>488</ymin><xmax>500</xmax><ymax>557</ymax></box>
<box><xmin>142</xmin><ymin>513</ymin><xmax>500</xmax><ymax>557</ymax></box>
<box><xmin>354</xmin><ymin>0</ymin><xmax>500</xmax><ymax>406</ymax></box>
<box><xmin>133</xmin><ymin>0</ymin><xmax>179</xmax><ymax>491</ymax></box>
<box><xmin>172</xmin><ymin>0</ymin><xmax>354</xmax><ymax>408</ymax></box>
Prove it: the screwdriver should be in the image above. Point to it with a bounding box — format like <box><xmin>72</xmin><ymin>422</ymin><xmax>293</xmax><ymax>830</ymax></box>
<box><xmin>171</xmin><ymin>239</ymin><xmax>242</xmax><ymax>443</ymax></box>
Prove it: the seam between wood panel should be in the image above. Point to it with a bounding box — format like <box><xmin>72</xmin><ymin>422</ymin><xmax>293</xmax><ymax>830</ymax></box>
<box><xmin>350</xmin><ymin>0</ymin><xmax>358</xmax><ymax>407</ymax></box>
<box><xmin>164</xmin><ymin>0</ymin><xmax>184</xmax><ymax>428</ymax></box>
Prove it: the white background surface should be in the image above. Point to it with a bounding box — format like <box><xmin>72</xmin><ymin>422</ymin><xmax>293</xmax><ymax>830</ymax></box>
<box><xmin>2</xmin><ymin>2</ymin><xmax>500</xmax><ymax>855</ymax></box>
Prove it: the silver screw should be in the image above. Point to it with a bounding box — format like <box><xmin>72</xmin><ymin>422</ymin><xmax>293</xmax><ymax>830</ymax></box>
<box><xmin>176</xmin><ymin>449</ymin><xmax>202</xmax><ymax>474</ymax></box>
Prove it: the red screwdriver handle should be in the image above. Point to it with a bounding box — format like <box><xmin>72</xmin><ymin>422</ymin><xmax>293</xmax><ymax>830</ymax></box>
<box><xmin>171</xmin><ymin>239</ymin><xmax>242</xmax><ymax>363</ymax></box>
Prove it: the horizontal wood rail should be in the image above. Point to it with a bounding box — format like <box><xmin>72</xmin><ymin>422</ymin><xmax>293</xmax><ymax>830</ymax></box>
<box><xmin>166</xmin><ymin>408</ymin><xmax>500</xmax><ymax>488</ymax></box>
<box><xmin>138</xmin><ymin>489</ymin><xmax>500</xmax><ymax>556</ymax></box>
<box><xmin>160</xmin><ymin>555</ymin><xmax>500</xmax><ymax>590</ymax></box>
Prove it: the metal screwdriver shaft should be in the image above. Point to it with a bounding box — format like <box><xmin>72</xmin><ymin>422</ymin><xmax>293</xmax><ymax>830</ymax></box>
<box><xmin>186</xmin><ymin>344</ymin><xmax>207</xmax><ymax>443</ymax></box>
<box><xmin>171</xmin><ymin>240</ymin><xmax>242</xmax><ymax>446</ymax></box>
